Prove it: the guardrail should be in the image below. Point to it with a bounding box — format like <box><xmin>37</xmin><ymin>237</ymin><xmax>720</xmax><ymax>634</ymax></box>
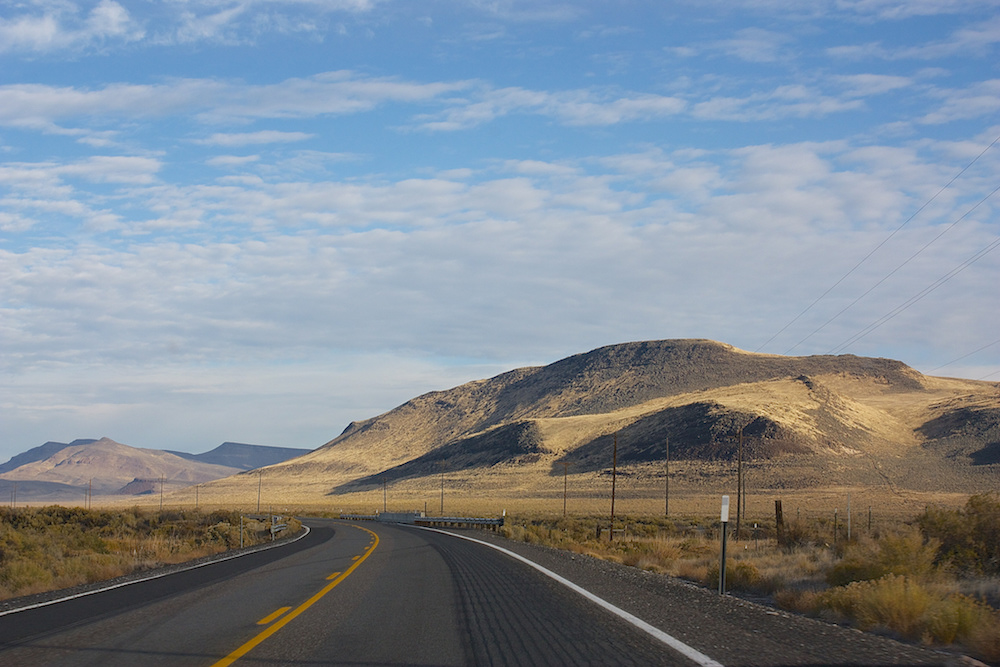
<box><xmin>340</xmin><ymin>511</ymin><xmax>504</xmax><ymax>531</ymax></box>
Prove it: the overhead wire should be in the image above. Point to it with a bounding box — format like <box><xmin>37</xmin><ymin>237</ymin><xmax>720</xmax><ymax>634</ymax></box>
<box><xmin>928</xmin><ymin>338</ymin><xmax>1000</xmax><ymax>373</ymax></box>
<box><xmin>788</xmin><ymin>181</ymin><xmax>1000</xmax><ymax>354</ymax></box>
<box><xmin>827</xmin><ymin>230</ymin><xmax>1000</xmax><ymax>354</ymax></box>
<box><xmin>754</xmin><ymin>132</ymin><xmax>1000</xmax><ymax>354</ymax></box>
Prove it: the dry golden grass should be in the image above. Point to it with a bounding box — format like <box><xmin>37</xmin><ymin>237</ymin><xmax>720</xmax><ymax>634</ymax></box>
<box><xmin>0</xmin><ymin>507</ymin><xmax>301</xmax><ymax>601</ymax></box>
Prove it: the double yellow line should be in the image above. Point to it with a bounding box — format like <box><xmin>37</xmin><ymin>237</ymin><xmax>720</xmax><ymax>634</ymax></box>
<box><xmin>212</xmin><ymin>524</ymin><xmax>379</xmax><ymax>667</ymax></box>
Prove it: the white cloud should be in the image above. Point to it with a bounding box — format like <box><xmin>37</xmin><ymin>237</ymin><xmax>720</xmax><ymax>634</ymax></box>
<box><xmin>828</xmin><ymin>15</ymin><xmax>1000</xmax><ymax>61</ymax></box>
<box><xmin>59</xmin><ymin>156</ymin><xmax>162</xmax><ymax>184</ymax></box>
<box><xmin>833</xmin><ymin>73</ymin><xmax>914</xmax><ymax>97</ymax></box>
<box><xmin>0</xmin><ymin>13</ymin><xmax>61</xmax><ymax>53</ymax></box>
<box><xmin>692</xmin><ymin>84</ymin><xmax>864</xmax><ymax>121</ymax></box>
<box><xmin>712</xmin><ymin>27</ymin><xmax>793</xmax><ymax>63</ymax></box>
<box><xmin>0</xmin><ymin>1</ymin><xmax>143</xmax><ymax>54</ymax></box>
<box><xmin>417</xmin><ymin>85</ymin><xmax>687</xmax><ymax>130</ymax></box>
<box><xmin>197</xmin><ymin>131</ymin><xmax>315</xmax><ymax>146</ymax></box>
<box><xmin>4</xmin><ymin>142</ymin><xmax>996</xmax><ymax>364</ymax></box>
<box><xmin>0</xmin><ymin>0</ymin><xmax>386</xmax><ymax>55</ymax></box>
<box><xmin>0</xmin><ymin>73</ymin><xmax>469</xmax><ymax>129</ymax></box>
<box><xmin>207</xmin><ymin>155</ymin><xmax>261</xmax><ymax>168</ymax></box>
<box><xmin>0</xmin><ymin>211</ymin><xmax>36</xmax><ymax>232</ymax></box>
<box><xmin>921</xmin><ymin>79</ymin><xmax>1000</xmax><ymax>123</ymax></box>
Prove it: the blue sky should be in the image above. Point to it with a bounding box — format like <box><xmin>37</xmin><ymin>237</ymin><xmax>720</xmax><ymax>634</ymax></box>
<box><xmin>2</xmin><ymin>0</ymin><xmax>999</xmax><ymax>459</ymax></box>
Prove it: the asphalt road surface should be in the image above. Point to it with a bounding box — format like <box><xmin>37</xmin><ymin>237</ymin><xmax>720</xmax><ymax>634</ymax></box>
<box><xmin>0</xmin><ymin>519</ymin><xmax>960</xmax><ymax>666</ymax></box>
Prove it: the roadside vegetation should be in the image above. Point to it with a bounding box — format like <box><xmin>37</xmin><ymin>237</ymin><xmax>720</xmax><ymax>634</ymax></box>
<box><xmin>0</xmin><ymin>506</ymin><xmax>301</xmax><ymax>601</ymax></box>
<box><xmin>500</xmin><ymin>493</ymin><xmax>1000</xmax><ymax>663</ymax></box>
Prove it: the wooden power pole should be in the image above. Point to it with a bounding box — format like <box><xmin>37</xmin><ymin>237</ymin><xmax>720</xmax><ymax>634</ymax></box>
<box><xmin>609</xmin><ymin>433</ymin><xmax>618</xmax><ymax>540</ymax></box>
<box><xmin>664</xmin><ymin>437</ymin><xmax>670</xmax><ymax>517</ymax></box>
<box><xmin>736</xmin><ymin>428</ymin><xmax>743</xmax><ymax>539</ymax></box>
<box><xmin>561</xmin><ymin>461</ymin><xmax>569</xmax><ymax>517</ymax></box>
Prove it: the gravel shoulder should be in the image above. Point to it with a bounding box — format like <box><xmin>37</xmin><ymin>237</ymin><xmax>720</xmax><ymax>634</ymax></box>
<box><xmin>454</xmin><ymin>528</ymin><xmax>984</xmax><ymax>667</ymax></box>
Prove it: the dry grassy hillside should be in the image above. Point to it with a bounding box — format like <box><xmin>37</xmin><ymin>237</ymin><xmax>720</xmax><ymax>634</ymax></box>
<box><xmin>188</xmin><ymin>340</ymin><xmax>999</xmax><ymax>514</ymax></box>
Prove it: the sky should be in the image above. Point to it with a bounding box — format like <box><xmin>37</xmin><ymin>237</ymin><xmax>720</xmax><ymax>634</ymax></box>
<box><xmin>1</xmin><ymin>0</ymin><xmax>999</xmax><ymax>460</ymax></box>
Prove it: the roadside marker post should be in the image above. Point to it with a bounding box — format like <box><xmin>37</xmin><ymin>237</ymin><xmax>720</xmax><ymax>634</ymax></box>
<box><xmin>719</xmin><ymin>495</ymin><xmax>729</xmax><ymax>595</ymax></box>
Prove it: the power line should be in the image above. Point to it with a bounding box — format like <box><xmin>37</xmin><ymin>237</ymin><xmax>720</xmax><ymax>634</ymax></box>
<box><xmin>929</xmin><ymin>337</ymin><xmax>1000</xmax><ymax>372</ymax></box>
<box><xmin>828</xmin><ymin>233</ymin><xmax>1000</xmax><ymax>354</ymax></box>
<box><xmin>788</xmin><ymin>181</ymin><xmax>1000</xmax><ymax>354</ymax></box>
<box><xmin>755</xmin><ymin>133</ymin><xmax>1000</xmax><ymax>353</ymax></box>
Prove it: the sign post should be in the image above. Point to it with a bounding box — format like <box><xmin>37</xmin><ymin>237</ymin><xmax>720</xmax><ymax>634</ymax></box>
<box><xmin>719</xmin><ymin>495</ymin><xmax>730</xmax><ymax>595</ymax></box>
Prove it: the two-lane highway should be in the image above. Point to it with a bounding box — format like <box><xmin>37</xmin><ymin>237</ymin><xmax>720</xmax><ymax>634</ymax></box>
<box><xmin>0</xmin><ymin>519</ymin><xmax>690</xmax><ymax>666</ymax></box>
<box><xmin>0</xmin><ymin>518</ymin><xmax>952</xmax><ymax>666</ymax></box>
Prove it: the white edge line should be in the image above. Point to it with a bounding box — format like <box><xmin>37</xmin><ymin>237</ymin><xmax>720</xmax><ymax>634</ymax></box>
<box><xmin>0</xmin><ymin>524</ymin><xmax>311</xmax><ymax>618</ymax></box>
<box><xmin>415</xmin><ymin>525</ymin><xmax>724</xmax><ymax>667</ymax></box>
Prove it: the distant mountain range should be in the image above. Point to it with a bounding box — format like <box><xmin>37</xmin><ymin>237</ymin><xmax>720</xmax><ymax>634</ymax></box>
<box><xmin>0</xmin><ymin>438</ymin><xmax>311</xmax><ymax>501</ymax></box>
<box><xmin>166</xmin><ymin>442</ymin><xmax>314</xmax><ymax>470</ymax></box>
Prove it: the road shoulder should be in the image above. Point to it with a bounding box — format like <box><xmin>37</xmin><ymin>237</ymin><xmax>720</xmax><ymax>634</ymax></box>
<box><xmin>445</xmin><ymin>528</ymin><xmax>975</xmax><ymax>667</ymax></box>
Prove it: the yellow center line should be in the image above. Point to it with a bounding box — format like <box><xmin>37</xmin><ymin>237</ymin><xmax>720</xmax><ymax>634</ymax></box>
<box><xmin>211</xmin><ymin>524</ymin><xmax>379</xmax><ymax>667</ymax></box>
<box><xmin>325</xmin><ymin>572</ymin><xmax>342</xmax><ymax>580</ymax></box>
<box><xmin>256</xmin><ymin>607</ymin><xmax>291</xmax><ymax>625</ymax></box>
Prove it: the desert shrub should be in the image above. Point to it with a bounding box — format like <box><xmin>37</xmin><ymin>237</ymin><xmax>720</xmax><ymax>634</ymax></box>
<box><xmin>827</xmin><ymin>527</ymin><xmax>939</xmax><ymax>587</ymax></box>
<box><xmin>0</xmin><ymin>558</ymin><xmax>54</xmax><ymax>594</ymax></box>
<box><xmin>918</xmin><ymin>493</ymin><xmax>1000</xmax><ymax>575</ymax></box>
<box><xmin>923</xmin><ymin>594</ymin><xmax>994</xmax><ymax>644</ymax></box>
<box><xmin>707</xmin><ymin>559</ymin><xmax>764</xmax><ymax>593</ymax></box>
<box><xmin>967</xmin><ymin>613</ymin><xmax>1000</xmax><ymax>663</ymax></box>
<box><xmin>820</xmin><ymin>574</ymin><xmax>932</xmax><ymax>639</ymax></box>
<box><xmin>814</xmin><ymin>574</ymin><xmax>1000</xmax><ymax>661</ymax></box>
<box><xmin>778</xmin><ymin>519</ymin><xmax>816</xmax><ymax>550</ymax></box>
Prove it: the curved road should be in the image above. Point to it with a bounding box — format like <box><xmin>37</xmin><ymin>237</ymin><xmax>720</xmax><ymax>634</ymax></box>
<box><xmin>0</xmin><ymin>519</ymin><xmax>953</xmax><ymax>666</ymax></box>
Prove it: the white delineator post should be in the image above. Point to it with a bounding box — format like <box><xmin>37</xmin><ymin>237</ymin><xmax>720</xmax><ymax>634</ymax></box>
<box><xmin>719</xmin><ymin>495</ymin><xmax>730</xmax><ymax>595</ymax></box>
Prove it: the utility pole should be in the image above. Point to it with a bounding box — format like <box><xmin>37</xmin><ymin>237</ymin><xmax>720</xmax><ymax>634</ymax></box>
<box><xmin>561</xmin><ymin>462</ymin><xmax>569</xmax><ymax>517</ymax></box>
<box><xmin>736</xmin><ymin>428</ymin><xmax>743</xmax><ymax>539</ymax></box>
<box><xmin>610</xmin><ymin>433</ymin><xmax>618</xmax><ymax>540</ymax></box>
<box><xmin>664</xmin><ymin>437</ymin><xmax>670</xmax><ymax>517</ymax></box>
<box><xmin>257</xmin><ymin>470</ymin><xmax>262</xmax><ymax>513</ymax></box>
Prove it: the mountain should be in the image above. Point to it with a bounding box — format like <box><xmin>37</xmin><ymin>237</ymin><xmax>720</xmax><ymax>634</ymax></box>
<box><xmin>224</xmin><ymin>339</ymin><xmax>999</xmax><ymax>502</ymax></box>
<box><xmin>0</xmin><ymin>438</ymin><xmax>240</xmax><ymax>498</ymax></box>
<box><xmin>0</xmin><ymin>439</ymin><xmax>313</xmax><ymax>501</ymax></box>
<box><xmin>0</xmin><ymin>439</ymin><xmax>99</xmax><ymax>475</ymax></box>
<box><xmin>166</xmin><ymin>442</ymin><xmax>311</xmax><ymax>470</ymax></box>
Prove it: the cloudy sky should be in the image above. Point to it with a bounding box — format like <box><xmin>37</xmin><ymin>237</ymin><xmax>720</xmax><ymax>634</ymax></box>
<box><xmin>1</xmin><ymin>0</ymin><xmax>999</xmax><ymax>459</ymax></box>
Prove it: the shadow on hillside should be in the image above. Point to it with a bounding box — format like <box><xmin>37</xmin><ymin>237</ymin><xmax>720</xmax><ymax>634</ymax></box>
<box><xmin>549</xmin><ymin>402</ymin><xmax>811</xmax><ymax>475</ymax></box>
<box><xmin>327</xmin><ymin>421</ymin><xmax>548</xmax><ymax>495</ymax></box>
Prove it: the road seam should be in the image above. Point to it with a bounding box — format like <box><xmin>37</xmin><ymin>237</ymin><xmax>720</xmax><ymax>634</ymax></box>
<box><xmin>416</xmin><ymin>525</ymin><xmax>725</xmax><ymax>667</ymax></box>
<box><xmin>0</xmin><ymin>525</ymin><xmax>311</xmax><ymax>618</ymax></box>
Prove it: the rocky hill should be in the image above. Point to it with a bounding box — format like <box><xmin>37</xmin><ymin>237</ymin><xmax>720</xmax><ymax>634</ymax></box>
<box><xmin>245</xmin><ymin>339</ymin><xmax>999</xmax><ymax>499</ymax></box>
